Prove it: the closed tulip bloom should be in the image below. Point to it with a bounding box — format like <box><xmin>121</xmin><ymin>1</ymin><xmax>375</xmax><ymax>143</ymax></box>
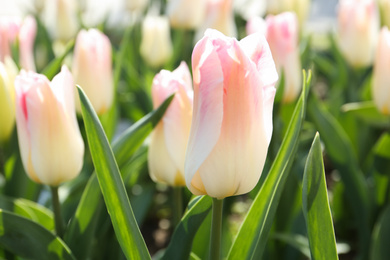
<box><xmin>140</xmin><ymin>15</ymin><xmax>173</xmax><ymax>68</ymax></box>
<box><xmin>148</xmin><ymin>62</ymin><xmax>193</xmax><ymax>186</ymax></box>
<box><xmin>337</xmin><ymin>0</ymin><xmax>380</xmax><ymax>67</ymax></box>
<box><xmin>372</xmin><ymin>27</ymin><xmax>390</xmax><ymax>114</ymax></box>
<box><xmin>14</xmin><ymin>66</ymin><xmax>84</xmax><ymax>186</ymax></box>
<box><xmin>18</xmin><ymin>16</ymin><xmax>37</xmax><ymax>71</ymax></box>
<box><xmin>0</xmin><ymin>57</ymin><xmax>18</xmax><ymax>143</ymax></box>
<box><xmin>185</xmin><ymin>29</ymin><xmax>278</xmax><ymax>199</ymax></box>
<box><xmin>125</xmin><ymin>0</ymin><xmax>149</xmax><ymax>13</ymax></box>
<box><xmin>195</xmin><ymin>0</ymin><xmax>237</xmax><ymax>42</ymax></box>
<box><xmin>266</xmin><ymin>12</ymin><xmax>301</xmax><ymax>103</ymax></box>
<box><xmin>0</xmin><ymin>17</ymin><xmax>21</xmax><ymax>62</ymax></box>
<box><xmin>73</xmin><ymin>29</ymin><xmax>114</xmax><ymax>115</ymax></box>
<box><xmin>167</xmin><ymin>0</ymin><xmax>207</xmax><ymax>29</ymax></box>
<box><xmin>246</xmin><ymin>16</ymin><xmax>267</xmax><ymax>38</ymax></box>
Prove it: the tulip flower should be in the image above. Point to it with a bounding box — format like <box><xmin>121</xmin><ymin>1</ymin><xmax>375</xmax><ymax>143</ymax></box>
<box><xmin>148</xmin><ymin>62</ymin><xmax>193</xmax><ymax>186</ymax></box>
<box><xmin>72</xmin><ymin>29</ymin><xmax>114</xmax><ymax>115</ymax></box>
<box><xmin>337</xmin><ymin>0</ymin><xmax>380</xmax><ymax>68</ymax></box>
<box><xmin>372</xmin><ymin>27</ymin><xmax>390</xmax><ymax>115</ymax></box>
<box><xmin>265</xmin><ymin>12</ymin><xmax>301</xmax><ymax>103</ymax></box>
<box><xmin>0</xmin><ymin>57</ymin><xmax>18</xmax><ymax>143</ymax></box>
<box><xmin>379</xmin><ymin>0</ymin><xmax>390</xmax><ymax>28</ymax></box>
<box><xmin>184</xmin><ymin>29</ymin><xmax>278</xmax><ymax>199</ymax></box>
<box><xmin>167</xmin><ymin>0</ymin><xmax>207</xmax><ymax>29</ymax></box>
<box><xmin>14</xmin><ymin>66</ymin><xmax>84</xmax><ymax>186</ymax></box>
<box><xmin>125</xmin><ymin>0</ymin><xmax>149</xmax><ymax>13</ymax></box>
<box><xmin>18</xmin><ymin>16</ymin><xmax>37</xmax><ymax>71</ymax></box>
<box><xmin>0</xmin><ymin>17</ymin><xmax>21</xmax><ymax>62</ymax></box>
<box><xmin>140</xmin><ymin>15</ymin><xmax>173</xmax><ymax>68</ymax></box>
<box><xmin>195</xmin><ymin>0</ymin><xmax>237</xmax><ymax>42</ymax></box>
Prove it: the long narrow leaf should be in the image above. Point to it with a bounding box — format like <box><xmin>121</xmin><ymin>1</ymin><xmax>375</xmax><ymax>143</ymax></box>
<box><xmin>370</xmin><ymin>205</ymin><xmax>390</xmax><ymax>260</ymax></box>
<box><xmin>227</xmin><ymin>71</ymin><xmax>311</xmax><ymax>260</ymax></box>
<box><xmin>41</xmin><ymin>40</ymin><xmax>75</xmax><ymax>80</ymax></box>
<box><xmin>0</xmin><ymin>209</ymin><xmax>75</xmax><ymax>260</ymax></box>
<box><xmin>78</xmin><ymin>86</ymin><xmax>150</xmax><ymax>260</ymax></box>
<box><xmin>302</xmin><ymin>133</ymin><xmax>338</xmax><ymax>260</ymax></box>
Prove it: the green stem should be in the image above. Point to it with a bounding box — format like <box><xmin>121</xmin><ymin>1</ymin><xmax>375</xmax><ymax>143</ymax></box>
<box><xmin>209</xmin><ymin>198</ymin><xmax>223</xmax><ymax>260</ymax></box>
<box><xmin>50</xmin><ymin>186</ymin><xmax>64</xmax><ymax>238</ymax></box>
<box><xmin>172</xmin><ymin>187</ymin><xmax>183</xmax><ymax>227</ymax></box>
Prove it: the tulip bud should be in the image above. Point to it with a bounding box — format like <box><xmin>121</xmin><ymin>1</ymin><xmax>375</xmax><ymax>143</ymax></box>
<box><xmin>167</xmin><ymin>0</ymin><xmax>207</xmax><ymax>29</ymax></box>
<box><xmin>195</xmin><ymin>0</ymin><xmax>237</xmax><ymax>42</ymax></box>
<box><xmin>379</xmin><ymin>0</ymin><xmax>390</xmax><ymax>28</ymax></box>
<box><xmin>185</xmin><ymin>29</ymin><xmax>278</xmax><ymax>199</ymax></box>
<box><xmin>246</xmin><ymin>16</ymin><xmax>267</xmax><ymax>37</ymax></box>
<box><xmin>14</xmin><ymin>66</ymin><xmax>84</xmax><ymax>186</ymax></box>
<box><xmin>372</xmin><ymin>27</ymin><xmax>390</xmax><ymax>114</ymax></box>
<box><xmin>125</xmin><ymin>0</ymin><xmax>149</xmax><ymax>13</ymax></box>
<box><xmin>0</xmin><ymin>17</ymin><xmax>21</xmax><ymax>62</ymax></box>
<box><xmin>265</xmin><ymin>12</ymin><xmax>301</xmax><ymax>103</ymax></box>
<box><xmin>72</xmin><ymin>29</ymin><xmax>114</xmax><ymax>115</ymax></box>
<box><xmin>337</xmin><ymin>0</ymin><xmax>380</xmax><ymax>68</ymax></box>
<box><xmin>0</xmin><ymin>57</ymin><xmax>18</xmax><ymax>143</ymax></box>
<box><xmin>140</xmin><ymin>15</ymin><xmax>173</xmax><ymax>68</ymax></box>
<box><xmin>42</xmin><ymin>0</ymin><xmax>79</xmax><ymax>42</ymax></box>
<box><xmin>148</xmin><ymin>62</ymin><xmax>193</xmax><ymax>186</ymax></box>
<box><xmin>18</xmin><ymin>16</ymin><xmax>37</xmax><ymax>71</ymax></box>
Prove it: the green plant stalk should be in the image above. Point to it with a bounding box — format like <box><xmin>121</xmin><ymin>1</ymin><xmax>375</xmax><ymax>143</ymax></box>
<box><xmin>172</xmin><ymin>187</ymin><xmax>183</xmax><ymax>227</ymax></box>
<box><xmin>50</xmin><ymin>186</ymin><xmax>64</xmax><ymax>238</ymax></box>
<box><xmin>209</xmin><ymin>198</ymin><xmax>223</xmax><ymax>260</ymax></box>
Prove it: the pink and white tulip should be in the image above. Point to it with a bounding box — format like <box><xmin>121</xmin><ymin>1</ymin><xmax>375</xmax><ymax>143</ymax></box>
<box><xmin>372</xmin><ymin>27</ymin><xmax>390</xmax><ymax>114</ymax></box>
<box><xmin>184</xmin><ymin>29</ymin><xmax>278</xmax><ymax>199</ymax></box>
<box><xmin>72</xmin><ymin>29</ymin><xmax>114</xmax><ymax>115</ymax></box>
<box><xmin>337</xmin><ymin>0</ymin><xmax>380</xmax><ymax>67</ymax></box>
<box><xmin>148</xmin><ymin>62</ymin><xmax>193</xmax><ymax>186</ymax></box>
<box><xmin>15</xmin><ymin>66</ymin><xmax>84</xmax><ymax>186</ymax></box>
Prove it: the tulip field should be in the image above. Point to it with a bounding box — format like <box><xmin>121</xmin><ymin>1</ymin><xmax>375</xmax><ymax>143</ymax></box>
<box><xmin>1</xmin><ymin>0</ymin><xmax>390</xmax><ymax>259</ymax></box>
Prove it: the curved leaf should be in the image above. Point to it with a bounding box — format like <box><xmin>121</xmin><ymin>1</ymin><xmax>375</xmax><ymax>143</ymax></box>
<box><xmin>227</xmin><ymin>71</ymin><xmax>311</xmax><ymax>260</ymax></box>
<box><xmin>370</xmin><ymin>205</ymin><xmax>390</xmax><ymax>260</ymax></box>
<box><xmin>0</xmin><ymin>209</ymin><xmax>74</xmax><ymax>260</ymax></box>
<box><xmin>302</xmin><ymin>133</ymin><xmax>338</xmax><ymax>260</ymax></box>
<box><xmin>162</xmin><ymin>196</ymin><xmax>212</xmax><ymax>260</ymax></box>
<box><xmin>41</xmin><ymin>40</ymin><xmax>74</xmax><ymax>80</ymax></box>
<box><xmin>78</xmin><ymin>86</ymin><xmax>150</xmax><ymax>260</ymax></box>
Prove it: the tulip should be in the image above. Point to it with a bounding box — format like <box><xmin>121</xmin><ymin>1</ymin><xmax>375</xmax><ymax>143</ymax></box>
<box><xmin>42</xmin><ymin>0</ymin><xmax>79</xmax><ymax>42</ymax></box>
<box><xmin>0</xmin><ymin>57</ymin><xmax>18</xmax><ymax>143</ymax></box>
<box><xmin>265</xmin><ymin>12</ymin><xmax>301</xmax><ymax>103</ymax></box>
<box><xmin>195</xmin><ymin>0</ymin><xmax>237</xmax><ymax>42</ymax></box>
<box><xmin>0</xmin><ymin>17</ymin><xmax>21</xmax><ymax>62</ymax></box>
<box><xmin>125</xmin><ymin>0</ymin><xmax>149</xmax><ymax>13</ymax></box>
<box><xmin>184</xmin><ymin>29</ymin><xmax>278</xmax><ymax>199</ymax></box>
<box><xmin>167</xmin><ymin>0</ymin><xmax>207</xmax><ymax>29</ymax></box>
<box><xmin>246</xmin><ymin>16</ymin><xmax>267</xmax><ymax>37</ymax></box>
<box><xmin>140</xmin><ymin>15</ymin><xmax>173</xmax><ymax>68</ymax></box>
<box><xmin>372</xmin><ymin>27</ymin><xmax>390</xmax><ymax>115</ymax></box>
<box><xmin>337</xmin><ymin>0</ymin><xmax>380</xmax><ymax>68</ymax></box>
<box><xmin>379</xmin><ymin>0</ymin><xmax>390</xmax><ymax>28</ymax></box>
<box><xmin>266</xmin><ymin>0</ymin><xmax>310</xmax><ymax>25</ymax></box>
<box><xmin>72</xmin><ymin>29</ymin><xmax>114</xmax><ymax>115</ymax></box>
<box><xmin>14</xmin><ymin>66</ymin><xmax>84</xmax><ymax>186</ymax></box>
<box><xmin>148</xmin><ymin>62</ymin><xmax>193</xmax><ymax>186</ymax></box>
<box><xmin>18</xmin><ymin>16</ymin><xmax>37</xmax><ymax>71</ymax></box>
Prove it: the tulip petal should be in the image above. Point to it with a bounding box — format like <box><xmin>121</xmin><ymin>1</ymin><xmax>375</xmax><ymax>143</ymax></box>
<box><xmin>185</xmin><ymin>33</ymin><xmax>224</xmax><ymax>194</ymax></box>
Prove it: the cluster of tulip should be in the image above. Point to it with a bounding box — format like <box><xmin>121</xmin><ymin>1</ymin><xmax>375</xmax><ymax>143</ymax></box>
<box><xmin>0</xmin><ymin>0</ymin><xmax>390</xmax><ymax>259</ymax></box>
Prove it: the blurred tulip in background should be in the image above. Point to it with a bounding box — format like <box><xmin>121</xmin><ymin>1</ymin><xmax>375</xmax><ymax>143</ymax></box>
<box><xmin>0</xmin><ymin>57</ymin><xmax>18</xmax><ymax>144</ymax></box>
<box><xmin>379</xmin><ymin>0</ymin><xmax>390</xmax><ymax>28</ymax></box>
<box><xmin>14</xmin><ymin>66</ymin><xmax>84</xmax><ymax>186</ymax></box>
<box><xmin>184</xmin><ymin>29</ymin><xmax>278</xmax><ymax>199</ymax></box>
<box><xmin>266</xmin><ymin>0</ymin><xmax>310</xmax><ymax>25</ymax></box>
<box><xmin>337</xmin><ymin>0</ymin><xmax>380</xmax><ymax>68</ymax></box>
<box><xmin>140</xmin><ymin>15</ymin><xmax>173</xmax><ymax>68</ymax></box>
<box><xmin>18</xmin><ymin>15</ymin><xmax>37</xmax><ymax>71</ymax></box>
<box><xmin>167</xmin><ymin>0</ymin><xmax>207</xmax><ymax>29</ymax></box>
<box><xmin>148</xmin><ymin>62</ymin><xmax>193</xmax><ymax>186</ymax></box>
<box><xmin>72</xmin><ymin>29</ymin><xmax>114</xmax><ymax>115</ymax></box>
<box><xmin>372</xmin><ymin>26</ymin><xmax>390</xmax><ymax>115</ymax></box>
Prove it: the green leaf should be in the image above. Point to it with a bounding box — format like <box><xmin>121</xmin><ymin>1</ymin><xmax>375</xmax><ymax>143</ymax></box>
<box><xmin>273</xmin><ymin>233</ymin><xmax>311</xmax><ymax>258</ymax></box>
<box><xmin>41</xmin><ymin>40</ymin><xmax>75</xmax><ymax>80</ymax></box>
<box><xmin>0</xmin><ymin>195</ymin><xmax>53</xmax><ymax>231</ymax></box>
<box><xmin>162</xmin><ymin>196</ymin><xmax>212</xmax><ymax>260</ymax></box>
<box><xmin>0</xmin><ymin>209</ymin><xmax>75</xmax><ymax>260</ymax></box>
<box><xmin>342</xmin><ymin>101</ymin><xmax>390</xmax><ymax>128</ymax></box>
<box><xmin>77</xmin><ymin>86</ymin><xmax>150</xmax><ymax>260</ymax></box>
<box><xmin>227</xmin><ymin>71</ymin><xmax>311</xmax><ymax>260</ymax></box>
<box><xmin>302</xmin><ymin>133</ymin><xmax>338</xmax><ymax>260</ymax></box>
<box><xmin>370</xmin><ymin>205</ymin><xmax>390</xmax><ymax>260</ymax></box>
<box><xmin>308</xmin><ymin>94</ymin><xmax>370</xmax><ymax>258</ymax></box>
<box><xmin>65</xmin><ymin>95</ymin><xmax>173</xmax><ymax>259</ymax></box>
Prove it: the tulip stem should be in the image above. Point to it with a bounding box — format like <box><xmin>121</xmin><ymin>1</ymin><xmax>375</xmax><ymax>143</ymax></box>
<box><xmin>50</xmin><ymin>186</ymin><xmax>64</xmax><ymax>238</ymax></box>
<box><xmin>172</xmin><ymin>187</ymin><xmax>183</xmax><ymax>227</ymax></box>
<box><xmin>209</xmin><ymin>198</ymin><xmax>223</xmax><ymax>260</ymax></box>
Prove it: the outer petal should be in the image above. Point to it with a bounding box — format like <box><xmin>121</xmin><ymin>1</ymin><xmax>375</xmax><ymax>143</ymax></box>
<box><xmin>185</xmin><ymin>30</ymin><xmax>224</xmax><ymax>195</ymax></box>
<box><xmin>282</xmin><ymin>47</ymin><xmax>302</xmax><ymax>103</ymax></box>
